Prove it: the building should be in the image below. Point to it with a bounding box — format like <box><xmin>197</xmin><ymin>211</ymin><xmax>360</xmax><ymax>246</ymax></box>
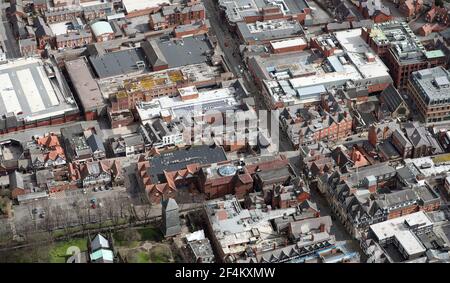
<box><xmin>87</xmin><ymin>234</ymin><xmax>115</xmax><ymax>263</ymax></box>
<box><xmin>379</xmin><ymin>84</ymin><xmax>410</xmax><ymax>120</ymax></box>
<box><xmin>88</xmin><ymin>47</ymin><xmax>148</xmax><ymax>79</ymax></box>
<box><xmin>185</xmin><ymin>230</ymin><xmax>215</xmax><ymax>263</ymax></box>
<box><xmin>44</xmin><ymin>5</ymin><xmax>83</xmax><ymax>24</ymax></box>
<box><xmin>149</xmin><ymin>2</ymin><xmax>206</xmax><ymax>31</ymax></box>
<box><xmin>60</xmin><ymin>124</ymin><xmax>102</xmax><ymax>162</ymax></box>
<box><xmin>369</xmin><ymin>211</ymin><xmax>433</xmax><ymax>261</ymax></box>
<box><xmin>407</xmin><ymin>67</ymin><xmax>450</xmax><ymax>123</ymax></box>
<box><xmin>90</xmin><ymin>21</ymin><xmax>115</xmax><ymax>42</ymax></box>
<box><xmin>162</xmin><ymin>198</ymin><xmax>182</xmax><ymax>237</ymax></box>
<box><xmin>28</xmin><ymin>133</ymin><xmax>66</xmax><ymax>169</ymax></box>
<box><xmin>426</xmin><ymin>5</ymin><xmax>450</xmax><ymax>25</ymax></box>
<box><xmin>362</xmin><ymin>21</ymin><xmax>446</xmax><ymax>88</ymax></box>
<box><xmin>269</xmin><ymin>37</ymin><xmax>307</xmax><ymax>54</ymax></box>
<box><xmin>136</xmin><ymin>145</ymin><xmax>228</xmax><ymax>204</ymax></box>
<box><xmin>356</xmin><ymin>0</ymin><xmax>392</xmax><ymax>23</ymax></box>
<box><xmin>55</xmin><ymin>25</ymin><xmax>93</xmax><ymax>49</ymax></box>
<box><xmin>134</xmin><ymin>81</ymin><xmax>244</xmax><ymax>123</ymax></box>
<box><xmin>141</xmin><ymin>35</ymin><xmax>214</xmax><ymax>70</ymax></box>
<box><xmin>0</xmin><ymin>58</ymin><xmax>79</xmax><ymax>134</ymax></box>
<box><xmin>80</xmin><ymin>0</ymin><xmax>113</xmax><ymax>21</ymax></box>
<box><xmin>248</xmin><ymin>29</ymin><xmax>392</xmax><ymax>109</ymax></box>
<box><xmin>68</xmin><ymin>159</ymin><xmax>123</xmax><ymax>188</ymax></box>
<box><xmin>399</xmin><ymin>0</ymin><xmax>423</xmax><ymax>18</ymax></box>
<box><xmin>204</xmin><ymin>195</ymin><xmax>297</xmax><ymax>262</ymax></box>
<box><xmin>138</xmin><ymin>119</ymin><xmax>184</xmax><ymax>149</ymax></box>
<box><xmin>65</xmin><ymin>57</ymin><xmax>106</xmax><ymax>120</ymax></box>
<box><xmin>287</xmin><ymin>94</ymin><xmax>353</xmax><ymax>147</ymax></box>
<box><xmin>218</xmin><ymin>0</ymin><xmax>311</xmax><ymax>27</ymax></box>
<box><xmin>19</xmin><ymin>38</ymin><xmax>38</xmax><ymax>57</ymax></box>
<box><xmin>122</xmin><ymin>0</ymin><xmax>170</xmax><ymax>18</ymax></box>
<box><xmin>236</xmin><ymin>20</ymin><xmax>304</xmax><ymax>45</ymax></box>
<box><xmin>109</xmin><ymin>134</ymin><xmax>145</xmax><ymax>157</ymax></box>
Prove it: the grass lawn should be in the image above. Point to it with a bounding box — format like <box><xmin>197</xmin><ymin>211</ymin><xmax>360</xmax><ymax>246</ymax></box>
<box><xmin>137</xmin><ymin>226</ymin><xmax>163</xmax><ymax>242</ymax></box>
<box><xmin>133</xmin><ymin>250</ymin><xmax>150</xmax><ymax>263</ymax></box>
<box><xmin>48</xmin><ymin>238</ymin><xmax>87</xmax><ymax>263</ymax></box>
<box><xmin>149</xmin><ymin>245</ymin><xmax>172</xmax><ymax>263</ymax></box>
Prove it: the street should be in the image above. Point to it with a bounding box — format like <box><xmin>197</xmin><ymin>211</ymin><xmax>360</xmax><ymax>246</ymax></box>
<box><xmin>0</xmin><ymin>0</ymin><xmax>20</xmax><ymax>59</ymax></box>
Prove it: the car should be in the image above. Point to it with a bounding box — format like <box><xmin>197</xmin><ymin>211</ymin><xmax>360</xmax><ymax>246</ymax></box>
<box><xmin>32</xmin><ymin>208</ymin><xmax>38</xmax><ymax>214</ymax></box>
<box><xmin>91</xmin><ymin>203</ymin><xmax>96</xmax><ymax>209</ymax></box>
<box><xmin>99</xmin><ymin>186</ymin><xmax>103</xmax><ymax>191</ymax></box>
<box><xmin>93</xmin><ymin>187</ymin><xmax>97</xmax><ymax>192</ymax></box>
<box><xmin>82</xmin><ymin>189</ymin><xmax>87</xmax><ymax>194</ymax></box>
<box><xmin>345</xmin><ymin>137</ymin><xmax>353</xmax><ymax>141</ymax></box>
<box><xmin>39</xmin><ymin>212</ymin><xmax>46</xmax><ymax>218</ymax></box>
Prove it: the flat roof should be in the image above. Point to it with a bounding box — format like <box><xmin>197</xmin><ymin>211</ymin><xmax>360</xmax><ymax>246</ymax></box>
<box><xmin>89</xmin><ymin>48</ymin><xmax>148</xmax><ymax>78</ymax></box>
<box><xmin>411</xmin><ymin>67</ymin><xmax>450</xmax><ymax>103</ymax></box>
<box><xmin>65</xmin><ymin>57</ymin><xmax>105</xmax><ymax>112</ymax></box>
<box><xmin>270</xmin><ymin>37</ymin><xmax>306</xmax><ymax>49</ymax></box>
<box><xmin>370</xmin><ymin>211</ymin><xmax>432</xmax><ymax>242</ymax></box>
<box><xmin>237</xmin><ymin>20</ymin><xmax>303</xmax><ymax>43</ymax></box>
<box><xmin>155</xmin><ymin>35</ymin><xmax>213</xmax><ymax>68</ymax></box>
<box><xmin>219</xmin><ymin>0</ymin><xmax>309</xmax><ymax>23</ymax></box>
<box><xmin>0</xmin><ymin>58</ymin><xmax>78</xmax><ymax>123</ymax></box>
<box><xmin>122</xmin><ymin>0</ymin><xmax>170</xmax><ymax>13</ymax></box>
<box><xmin>136</xmin><ymin>83</ymin><xmax>240</xmax><ymax>122</ymax></box>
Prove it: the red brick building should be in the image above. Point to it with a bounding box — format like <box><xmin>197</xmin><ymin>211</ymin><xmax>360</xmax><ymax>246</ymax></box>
<box><xmin>149</xmin><ymin>2</ymin><xmax>206</xmax><ymax>31</ymax></box>
<box><xmin>399</xmin><ymin>0</ymin><xmax>423</xmax><ymax>17</ymax></box>
<box><xmin>362</xmin><ymin>22</ymin><xmax>447</xmax><ymax>88</ymax></box>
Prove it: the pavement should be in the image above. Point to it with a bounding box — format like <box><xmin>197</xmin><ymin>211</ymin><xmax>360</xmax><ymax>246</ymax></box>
<box><xmin>0</xmin><ymin>0</ymin><xmax>21</xmax><ymax>59</ymax></box>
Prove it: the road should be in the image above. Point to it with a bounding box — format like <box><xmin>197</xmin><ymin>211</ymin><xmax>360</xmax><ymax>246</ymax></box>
<box><xmin>0</xmin><ymin>0</ymin><xmax>20</xmax><ymax>58</ymax></box>
<box><xmin>203</xmin><ymin>0</ymin><xmax>267</xmax><ymax>112</ymax></box>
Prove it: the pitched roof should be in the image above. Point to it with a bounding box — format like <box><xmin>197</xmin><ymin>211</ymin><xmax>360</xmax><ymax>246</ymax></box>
<box><xmin>91</xmin><ymin>234</ymin><xmax>110</xmax><ymax>252</ymax></box>
<box><xmin>142</xmin><ymin>39</ymin><xmax>168</xmax><ymax>68</ymax></box>
<box><xmin>87</xmin><ymin>134</ymin><xmax>105</xmax><ymax>153</ymax></box>
<box><xmin>163</xmin><ymin>198</ymin><xmax>179</xmax><ymax>211</ymax></box>
<box><xmin>380</xmin><ymin>84</ymin><xmax>407</xmax><ymax>114</ymax></box>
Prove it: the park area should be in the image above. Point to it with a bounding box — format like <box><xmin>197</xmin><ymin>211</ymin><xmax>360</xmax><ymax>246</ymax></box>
<box><xmin>113</xmin><ymin>225</ymin><xmax>178</xmax><ymax>263</ymax></box>
<box><xmin>0</xmin><ymin>224</ymin><xmax>180</xmax><ymax>263</ymax></box>
<box><xmin>0</xmin><ymin>237</ymin><xmax>88</xmax><ymax>263</ymax></box>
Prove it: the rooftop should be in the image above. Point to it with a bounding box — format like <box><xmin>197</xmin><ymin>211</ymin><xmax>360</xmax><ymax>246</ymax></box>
<box><xmin>249</xmin><ymin>30</ymin><xmax>392</xmax><ymax>107</ymax></box>
<box><xmin>147</xmin><ymin>145</ymin><xmax>227</xmax><ymax>182</ymax></box>
<box><xmin>0</xmin><ymin>57</ymin><xmax>78</xmax><ymax>123</ymax></box>
<box><xmin>136</xmin><ymin>81</ymin><xmax>242</xmax><ymax>122</ymax></box>
<box><xmin>410</xmin><ymin>67</ymin><xmax>450</xmax><ymax>104</ymax></box>
<box><xmin>152</xmin><ymin>35</ymin><xmax>213</xmax><ymax>69</ymax></box>
<box><xmin>89</xmin><ymin>48</ymin><xmax>148</xmax><ymax>79</ymax></box>
<box><xmin>65</xmin><ymin>57</ymin><xmax>105</xmax><ymax>112</ymax></box>
<box><xmin>205</xmin><ymin>196</ymin><xmax>297</xmax><ymax>255</ymax></box>
<box><xmin>219</xmin><ymin>0</ymin><xmax>310</xmax><ymax>24</ymax></box>
<box><xmin>237</xmin><ymin>20</ymin><xmax>303</xmax><ymax>43</ymax></box>
<box><xmin>367</xmin><ymin>21</ymin><xmax>443</xmax><ymax>63</ymax></box>
<box><xmin>122</xmin><ymin>0</ymin><xmax>171</xmax><ymax>13</ymax></box>
<box><xmin>370</xmin><ymin>211</ymin><xmax>431</xmax><ymax>257</ymax></box>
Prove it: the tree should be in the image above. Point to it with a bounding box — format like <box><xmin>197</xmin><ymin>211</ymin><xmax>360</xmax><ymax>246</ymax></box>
<box><xmin>435</xmin><ymin>0</ymin><xmax>444</xmax><ymax>7</ymax></box>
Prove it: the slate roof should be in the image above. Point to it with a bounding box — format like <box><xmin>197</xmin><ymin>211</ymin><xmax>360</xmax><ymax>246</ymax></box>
<box><xmin>87</xmin><ymin>134</ymin><xmax>105</xmax><ymax>153</ymax></box>
<box><xmin>380</xmin><ymin>84</ymin><xmax>408</xmax><ymax>114</ymax></box>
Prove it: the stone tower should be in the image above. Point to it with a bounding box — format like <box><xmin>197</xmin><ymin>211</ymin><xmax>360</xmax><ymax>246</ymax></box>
<box><xmin>162</xmin><ymin>198</ymin><xmax>181</xmax><ymax>237</ymax></box>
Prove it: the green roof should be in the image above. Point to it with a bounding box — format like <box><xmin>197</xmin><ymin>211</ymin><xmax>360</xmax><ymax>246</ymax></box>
<box><xmin>425</xmin><ymin>50</ymin><xmax>445</xmax><ymax>59</ymax></box>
